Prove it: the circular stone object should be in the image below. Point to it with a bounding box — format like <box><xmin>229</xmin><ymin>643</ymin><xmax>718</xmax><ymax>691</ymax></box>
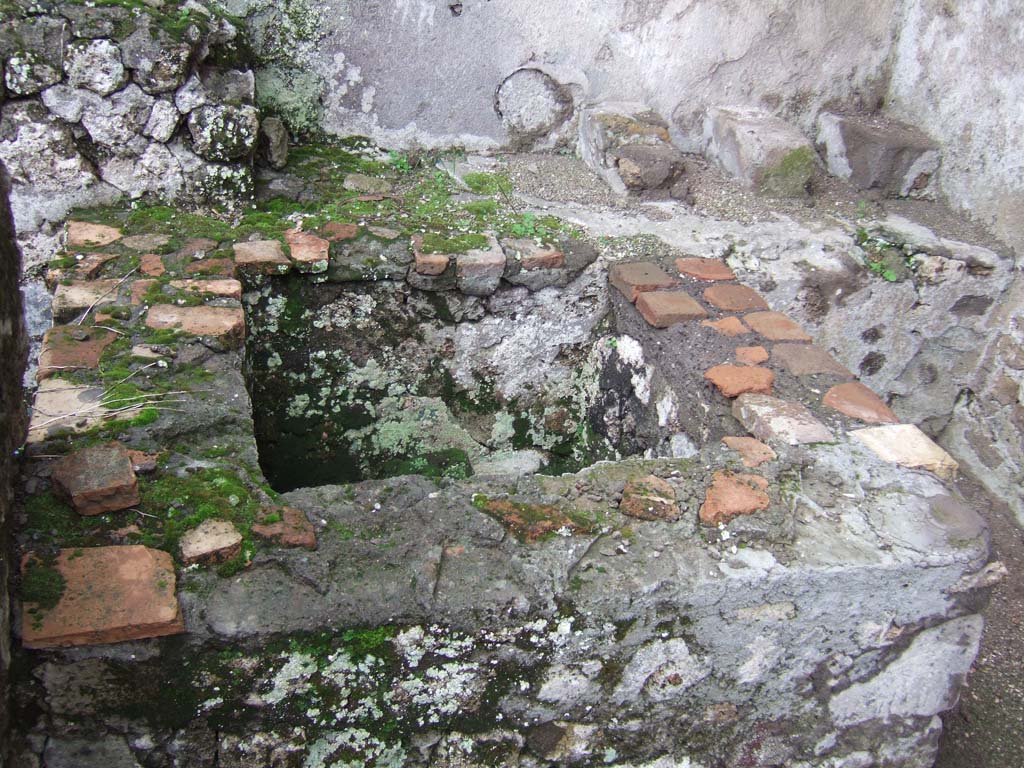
<box><xmin>495</xmin><ymin>68</ymin><xmax>572</xmax><ymax>143</ymax></box>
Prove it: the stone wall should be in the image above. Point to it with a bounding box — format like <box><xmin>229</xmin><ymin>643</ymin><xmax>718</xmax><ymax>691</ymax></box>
<box><xmin>0</xmin><ymin>1</ymin><xmax>263</xmax><ymax>235</ymax></box>
<box><xmin>0</xmin><ymin>163</ymin><xmax>28</xmax><ymax>762</ymax></box>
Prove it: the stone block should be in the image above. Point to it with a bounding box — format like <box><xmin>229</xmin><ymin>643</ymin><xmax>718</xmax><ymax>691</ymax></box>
<box><xmin>343</xmin><ymin>173</ymin><xmax>391</xmax><ymax>195</ymax></box>
<box><xmin>180</xmin><ymin>519</ymin><xmax>243</xmax><ymax>566</ymax></box>
<box><xmin>233</xmin><ymin>239</ymin><xmax>291</xmax><ymax>274</ymax></box>
<box><xmin>699</xmin><ymin>470</ymin><xmax>770</xmax><ymax>525</ymax></box>
<box><xmin>704</xmin><ymin>107</ymin><xmax>819</xmax><ymax>196</ymax></box>
<box><xmin>611</xmin><ymin>144</ymin><xmax>687</xmax><ymax>192</ymax></box>
<box><xmin>145</xmin><ymin>305</ymin><xmax>245</xmax><ymax>346</ymax></box>
<box><xmin>252</xmin><ymin>507</ymin><xmax>317</xmax><ymax>550</ymax></box>
<box><xmin>771</xmin><ymin>343</ymin><xmax>852</xmax><ymax>378</ymax></box>
<box><xmin>704</xmin><ymin>365</ymin><xmax>774</xmax><ymax>397</ymax></box>
<box><xmin>620</xmin><ymin>475</ymin><xmax>678</xmax><ymax>521</ymax></box>
<box><xmin>285</xmin><ymin>229</ymin><xmax>329</xmax><ymax>274</ymax></box>
<box><xmin>259</xmin><ymin>116</ymin><xmax>289</xmax><ymax>169</ymax></box>
<box><xmin>743</xmin><ymin>311</ymin><xmax>812</xmax><ymax>342</ymax></box>
<box><xmin>65</xmin><ymin>39</ymin><xmax>126</xmax><ymax>96</ymax></box>
<box><xmin>21</xmin><ymin>546</ymin><xmax>184</xmax><ymax>648</ymax></box>
<box><xmin>636</xmin><ymin>291</ymin><xmax>708</xmax><ymax>327</ymax></box>
<box><xmin>52</xmin><ymin>280</ymin><xmax>122</xmax><ymax>323</ymax></box>
<box><xmin>732</xmin><ymin>393</ymin><xmax>835</xmax><ymax>445</ymax></box>
<box><xmin>578</xmin><ymin>107</ymin><xmax>686</xmax><ymax>195</ymax></box>
<box><xmin>37</xmin><ymin>326</ymin><xmax>116</xmax><ymax>381</ymax></box>
<box><xmin>609</xmin><ymin>262</ymin><xmax>675</xmax><ymax>302</ymax></box>
<box><xmin>187</xmin><ymin>104</ymin><xmax>259</xmax><ymax>162</ymax></box>
<box><xmin>456</xmin><ymin>236</ymin><xmax>506</xmax><ymax>296</ymax></box>
<box><xmin>676</xmin><ymin>257</ymin><xmax>735</xmax><ymax>282</ymax></box>
<box><xmin>817</xmin><ymin>112</ymin><xmax>940</xmax><ymax>198</ymax></box>
<box><xmin>703</xmin><ymin>283</ymin><xmax>769</xmax><ymax>312</ymax></box>
<box><xmin>51</xmin><ymin>442</ymin><xmax>139</xmax><ymax>516</ymax></box>
<box><xmin>850</xmin><ymin>424</ymin><xmax>959</xmax><ymax>480</ymax></box>
<box><xmin>823</xmin><ymin>382</ymin><xmax>899</xmax><ymax>424</ymax></box>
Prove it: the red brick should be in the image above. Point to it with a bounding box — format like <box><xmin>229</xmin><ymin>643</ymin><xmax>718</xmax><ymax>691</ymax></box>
<box><xmin>168</xmin><ymin>279</ymin><xmax>242</xmax><ymax>300</ymax></box>
<box><xmin>252</xmin><ymin>506</ymin><xmax>318</xmax><ymax>550</ymax></box>
<box><xmin>37</xmin><ymin>326</ymin><xmax>116</xmax><ymax>381</ymax></box>
<box><xmin>743</xmin><ymin>311</ymin><xmax>812</xmax><ymax>342</ymax></box>
<box><xmin>771</xmin><ymin>344</ymin><xmax>852</xmax><ymax>377</ymax></box>
<box><xmin>140</xmin><ymin>253</ymin><xmax>166</xmax><ymax>277</ymax></box>
<box><xmin>285</xmin><ymin>228</ymin><xmax>330</xmax><ymax>273</ymax></box>
<box><xmin>735</xmin><ymin>345</ymin><xmax>769</xmax><ymax>366</ymax></box>
<box><xmin>823</xmin><ymin>382</ymin><xmax>899</xmax><ymax>424</ymax></box>
<box><xmin>610</xmin><ymin>262</ymin><xmax>676</xmax><ymax>302</ymax></box>
<box><xmin>703</xmin><ymin>283</ymin><xmax>769</xmax><ymax>312</ymax></box>
<box><xmin>51</xmin><ymin>442</ymin><xmax>139</xmax><ymax>516</ymax></box>
<box><xmin>67</xmin><ymin>221</ymin><xmax>121</xmax><ymax>247</ymax></box>
<box><xmin>636</xmin><ymin>291</ymin><xmax>708</xmax><ymax>327</ymax></box>
<box><xmin>21</xmin><ymin>546</ymin><xmax>183</xmax><ymax>649</ymax></box>
<box><xmin>721</xmin><ymin>436</ymin><xmax>777</xmax><ymax>468</ymax></box>
<box><xmin>145</xmin><ymin>305</ymin><xmax>245</xmax><ymax>346</ymax></box>
<box><xmin>704</xmin><ymin>365</ymin><xmax>774</xmax><ymax>397</ymax></box>
<box><xmin>233</xmin><ymin>240</ymin><xmax>291</xmax><ymax>274</ymax></box>
<box><xmin>701</xmin><ymin>317</ymin><xmax>750</xmax><ymax>337</ymax></box>
<box><xmin>412</xmin><ymin>235</ymin><xmax>450</xmax><ymax>276</ymax></box>
<box><xmin>321</xmin><ymin>221</ymin><xmax>359</xmax><ymax>241</ymax></box>
<box><xmin>620</xmin><ymin>475</ymin><xmax>678</xmax><ymax>521</ymax></box>
<box><xmin>676</xmin><ymin>257</ymin><xmax>736</xmax><ymax>281</ymax></box>
<box><xmin>180</xmin><ymin>519</ymin><xmax>243</xmax><ymax>566</ymax></box>
<box><xmin>699</xmin><ymin>471</ymin><xmax>770</xmax><ymax>525</ymax></box>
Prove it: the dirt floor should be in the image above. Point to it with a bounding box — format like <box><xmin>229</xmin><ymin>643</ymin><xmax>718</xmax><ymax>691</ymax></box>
<box><xmin>935</xmin><ymin>472</ymin><xmax>1024</xmax><ymax>768</ymax></box>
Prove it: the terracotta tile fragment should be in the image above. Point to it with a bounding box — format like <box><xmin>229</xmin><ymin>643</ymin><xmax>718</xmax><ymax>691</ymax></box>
<box><xmin>735</xmin><ymin>345</ymin><xmax>769</xmax><ymax>366</ymax></box>
<box><xmin>703</xmin><ymin>283</ymin><xmax>769</xmax><ymax>312</ymax></box>
<box><xmin>285</xmin><ymin>228</ymin><xmax>330</xmax><ymax>273</ymax></box>
<box><xmin>67</xmin><ymin>221</ymin><xmax>122</xmax><ymax>247</ymax></box>
<box><xmin>145</xmin><ymin>305</ymin><xmax>244</xmax><ymax>346</ymax></box>
<box><xmin>699</xmin><ymin>471</ymin><xmax>771</xmax><ymax>525</ymax></box>
<box><xmin>180</xmin><ymin>519</ymin><xmax>243</xmax><ymax>566</ymax></box>
<box><xmin>704</xmin><ymin>365</ymin><xmax>774</xmax><ymax>397</ymax></box>
<box><xmin>722</xmin><ymin>436</ymin><xmax>777</xmax><ymax>468</ymax></box>
<box><xmin>676</xmin><ymin>257</ymin><xmax>736</xmax><ymax>281</ymax></box>
<box><xmin>21</xmin><ymin>546</ymin><xmax>184</xmax><ymax>649</ymax></box>
<box><xmin>51</xmin><ymin>442</ymin><xmax>139</xmax><ymax>516</ymax></box>
<box><xmin>823</xmin><ymin>382</ymin><xmax>899</xmax><ymax>424</ymax></box>
<box><xmin>701</xmin><ymin>316</ymin><xmax>749</xmax><ymax>337</ymax></box>
<box><xmin>636</xmin><ymin>291</ymin><xmax>708</xmax><ymax>327</ymax></box>
<box><xmin>610</xmin><ymin>262</ymin><xmax>676</xmax><ymax>302</ymax></box>
<box><xmin>743</xmin><ymin>311</ymin><xmax>812</xmax><ymax>342</ymax></box>
<box><xmin>140</xmin><ymin>253</ymin><xmax>166</xmax><ymax>277</ymax></box>
<box><xmin>37</xmin><ymin>326</ymin><xmax>116</xmax><ymax>381</ymax></box>
<box><xmin>233</xmin><ymin>240</ymin><xmax>291</xmax><ymax>274</ymax></box>
<box><xmin>620</xmin><ymin>475</ymin><xmax>678</xmax><ymax>521</ymax></box>
<box><xmin>252</xmin><ymin>507</ymin><xmax>317</xmax><ymax>550</ymax></box>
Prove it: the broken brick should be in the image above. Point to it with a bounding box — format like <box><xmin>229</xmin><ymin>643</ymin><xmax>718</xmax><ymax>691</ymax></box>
<box><xmin>636</xmin><ymin>291</ymin><xmax>708</xmax><ymax>327</ymax></box>
<box><xmin>699</xmin><ymin>471</ymin><xmax>771</xmax><ymax>525</ymax></box>
<box><xmin>252</xmin><ymin>507</ymin><xmax>317</xmax><ymax>550</ymax></box>
<box><xmin>610</xmin><ymin>262</ymin><xmax>676</xmax><ymax>302</ymax></box>
<box><xmin>823</xmin><ymin>382</ymin><xmax>899</xmax><ymax>424</ymax></box>
<box><xmin>51</xmin><ymin>442</ymin><xmax>140</xmax><ymax>516</ymax></box>
<box><xmin>722</xmin><ymin>436</ymin><xmax>777</xmax><ymax>468</ymax></box>
<box><xmin>37</xmin><ymin>326</ymin><xmax>116</xmax><ymax>381</ymax></box>
<box><xmin>704</xmin><ymin>365</ymin><xmax>774</xmax><ymax>397</ymax></box>
<box><xmin>620</xmin><ymin>475</ymin><xmax>678</xmax><ymax>521</ymax></box>
<box><xmin>701</xmin><ymin>317</ymin><xmax>750</xmax><ymax>337</ymax></box>
<box><xmin>676</xmin><ymin>257</ymin><xmax>736</xmax><ymax>281</ymax></box>
<box><xmin>743</xmin><ymin>311</ymin><xmax>812</xmax><ymax>342</ymax></box>
<box><xmin>735</xmin><ymin>345</ymin><xmax>769</xmax><ymax>366</ymax></box>
<box><xmin>703</xmin><ymin>283</ymin><xmax>769</xmax><ymax>312</ymax></box>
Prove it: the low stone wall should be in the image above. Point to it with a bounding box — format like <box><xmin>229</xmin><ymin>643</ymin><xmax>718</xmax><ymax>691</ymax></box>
<box><xmin>0</xmin><ymin>1</ymin><xmax>265</xmax><ymax>234</ymax></box>
<box><xmin>0</xmin><ymin>164</ymin><xmax>28</xmax><ymax>761</ymax></box>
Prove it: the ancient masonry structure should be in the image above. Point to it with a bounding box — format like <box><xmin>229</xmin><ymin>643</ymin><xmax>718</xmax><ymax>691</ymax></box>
<box><xmin>1</xmin><ymin>1</ymin><xmax>1021</xmax><ymax>767</ymax></box>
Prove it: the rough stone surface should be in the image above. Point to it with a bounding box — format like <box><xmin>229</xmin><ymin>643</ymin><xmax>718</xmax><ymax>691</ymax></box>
<box><xmin>51</xmin><ymin>442</ymin><xmax>140</xmax><ymax>516</ymax></box>
<box><xmin>743</xmin><ymin>311</ymin><xmax>812</xmax><ymax>342</ymax></box>
<box><xmin>65</xmin><ymin>39</ymin><xmax>126</xmax><ymax>96</ymax></box>
<box><xmin>675</xmin><ymin>257</ymin><xmax>735</xmax><ymax>281</ymax></box>
<box><xmin>619</xmin><ymin>475</ymin><xmax>678</xmax><ymax>521</ymax></box>
<box><xmin>609</xmin><ymin>262</ymin><xmax>675</xmax><ymax>302</ymax></box>
<box><xmin>771</xmin><ymin>343</ymin><xmax>852</xmax><ymax>377</ymax></box>
<box><xmin>703</xmin><ymin>107</ymin><xmax>819</xmax><ymax>196</ymax></box>
<box><xmin>703</xmin><ymin>283</ymin><xmax>769</xmax><ymax>312</ymax></box>
<box><xmin>732</xmin><ymin>393</ymin><xmax>835</xmax><ymax>445</ymax></box>
<box><xmin>252</xmin><ymin>507</ymin><xmax>317</xmax><ymax>550</ymax></box>
<box><xmin>233</xmin><ymin>240</ymin><xmax>290</xmax><ymax>274</ymax></box>
<box><xmin>21</xmin><ymin>546</ymin><xmax>183</xmax><ymax>648</ymax></box>
<box><xmin>494</xmin><ymin>68</ymin><xmax>572</xmax><ymax>148</ymax></box>
<box><xmin>851</xmin><ymin>424</ymin><xmax>960</xmax><ymax>480</ymax></box>
<box><xmin>43</xmin><ymin>736</ymin><xmax>141</xmax><ymax>768</ymax></box>
<box><xmin>721</xmin><ymin>436</ymin><xmax>777</xmax><ymax>467</ymax></box>
<box><xmin>179</xmin><ymin>519</ymin><xmax>243</xmax><ymax>566</ymax></box>
<box><xmin>145</xmin><ymin>305</ymin><xmax>245</xmax><ymax>345</ymax></box>
<box><xmin>636</xmin><ymin>290</ymin><xmax>708</xmax><ymax>327</ymax></box>
<box><xmin>704</xmin><ymin>365</ymin><xmax>774</xmax><ymax>398</ymax></box>
<box><xmin>699</xmin><ymin>470</ymin><xmax>771</xmax><ymax>525</ymax></box>
<box><xmin>259</xmin><ymin>116</ymin><xmax>289</xmax><ymax>169</ymax></box>
<box><xmin>187</xmin><ymin>104</ymin><xmax>260</xmax><ymax>162</ymax></box>
<box><xmin>817</xmin><ymin>111</ymin><xmax>940</xmax><ymax>197</ymax></box>
<box><xmin>823</xmin><ymin>382</ymin><xmax>899</xmax><ymax>424</ymax></box>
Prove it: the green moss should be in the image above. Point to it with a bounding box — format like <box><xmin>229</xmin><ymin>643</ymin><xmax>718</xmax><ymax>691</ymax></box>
<box><xmin>21</xmin><ymin>557</ymin><xmax>66</xmax><ymax>613</ymax></box>
<box><xmin>23</xmin><ymin>492</ymin><xmax>99</xmax><ymax>547</ymax></box>
<box><xmin>419</xmin><ymin>232</ymin><xmax>488</xmax><ymax>254</ymax></box>
<box><xmin>462</xmin><ymin>172</ymin><xmax>512</xmax><ymax>196</ymax></box>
